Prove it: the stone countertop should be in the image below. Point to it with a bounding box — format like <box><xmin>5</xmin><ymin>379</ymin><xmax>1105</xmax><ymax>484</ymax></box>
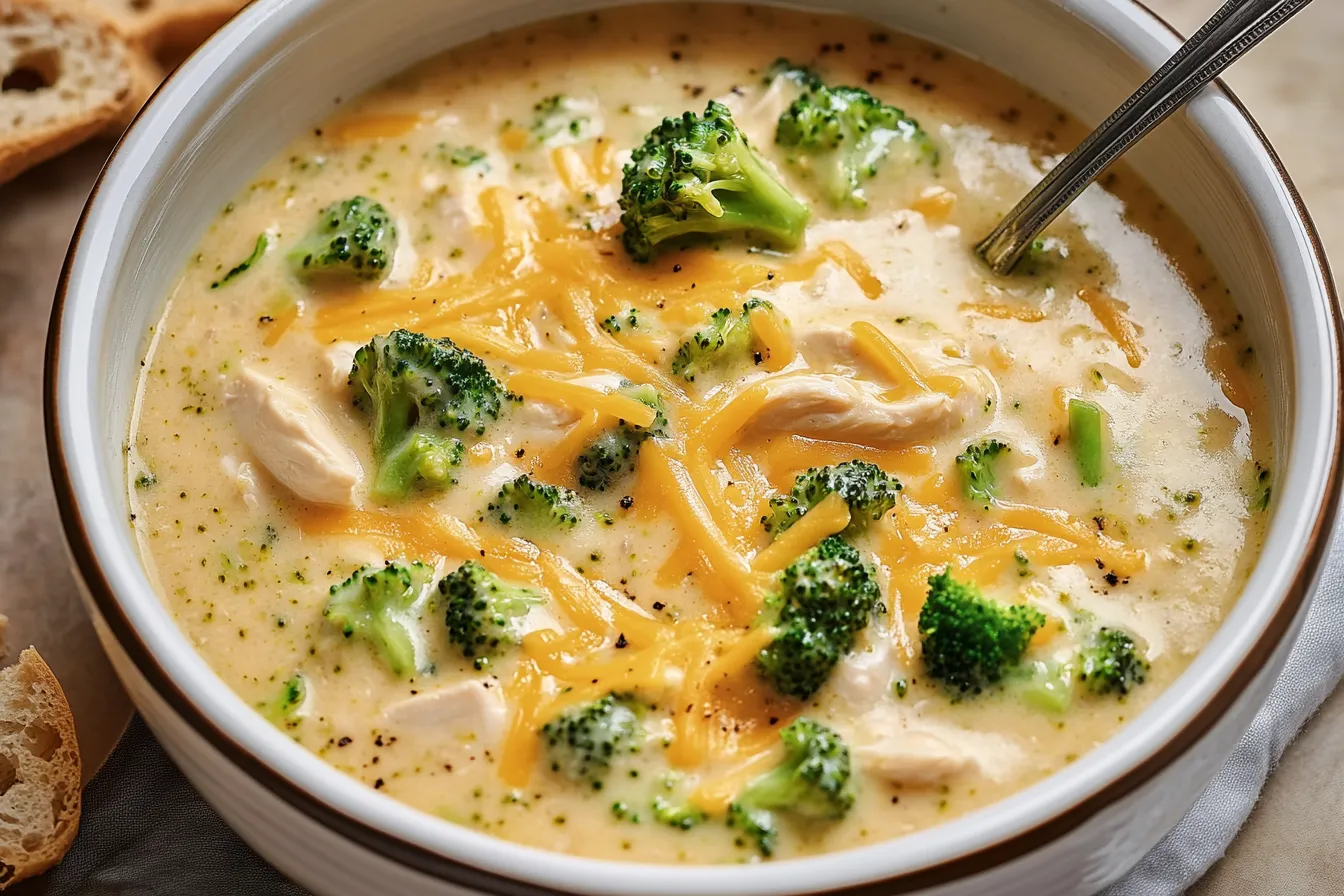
<box><xmin>0</xmin><ymin>0</ymin><xmax>1340</xmax><ymax>892</ymax></box>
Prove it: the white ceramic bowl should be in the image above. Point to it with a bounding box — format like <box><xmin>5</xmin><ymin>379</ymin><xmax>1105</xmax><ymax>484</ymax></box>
<box><xmin>45</xmin><ymin>1</ymin><xmax>1343</xmax><ymax>893</ymax></box>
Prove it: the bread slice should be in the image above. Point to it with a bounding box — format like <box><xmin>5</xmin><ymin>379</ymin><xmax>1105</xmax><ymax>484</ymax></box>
<box><xmin>102</xmin><ymin>40</ymin><xmax>160</xmax><ymax>135</ymax></box>
<box><xmin>0</xmin><ymin>649</ymin><xmax>81</xmax><ymax>887</ymax></box>
<box><xmin>83</xmin><ymin>0</ymin><xmax>243</xmax><ymax>53</ymax></box>
<box><xmin>0</xmin><ymin>0</ymin><xmax>134</xmax><ymax>185</ymax></box>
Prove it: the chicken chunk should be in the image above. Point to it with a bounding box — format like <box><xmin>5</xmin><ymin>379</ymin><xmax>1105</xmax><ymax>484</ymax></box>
<box><xmin>220</xmin><ymin>455</ymin><xmax>264</xmax><ymax>511</ymax></box>
<box><xmin>748</xmin><ymin>372</ymin><xmax>986</xmax><ymax>448</ymax></box>
<box><xmin>827</xmin><ymin>636</ymin><xmax>898</xmax><ymax>707</ymax></box>
<box><xmin>323</xmin><ymin>342</ymin><xmax>360</xmax><ymax>395</ymax></box>
<box><xmin>851</xmin><ymin>706</ymin><xmax>1024</xmax><ymax>786</ymax></box>
<box><xmin>380</xmin><ymin>680</ymin><xmax>508</xmax><ymax>746</ymax></box>
<box><xmin>857</xmin><ymin>728</ymin><xmax>975</xmax><ymax>786</ymax></box>
<box><xmin>224</xmin><ymin>367</ymin><xmax>362</xmax><ymax>506</ymax></box>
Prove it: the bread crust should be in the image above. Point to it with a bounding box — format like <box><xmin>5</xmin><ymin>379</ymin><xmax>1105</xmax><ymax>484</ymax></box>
<box><xmin>0</xmin><ymin>648</ymin><xmax>82</xmax><ymax>888</ymax></box>
<box><xmin>0</xmin><ymin>0</ymin><xmax>134</xmax><ymax>185</ymax></box>
<box><xmin>87</xmin><ymin>0</ymin><xmax>245</xmax><ymax>51</ymax></box>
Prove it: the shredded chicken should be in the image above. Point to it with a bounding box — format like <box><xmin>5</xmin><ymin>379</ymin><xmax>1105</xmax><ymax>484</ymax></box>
<box><xmin>220</xmin><ymin>455</ymin><xmax>264</xmax><ymax>511</ymax></box>
<box><xmin>224</xmin><ymin>367</ymin><xmax>362</xmax><ymax>506</ymax></box>
<box><xmin>380</xmin><ymin>680</ymin><xmax>508</xmax><ymax>746</ymax></box>
<box><xmin>324</xmin><ymin>342</ymin><xmax>360</xmax><ymax>395</ymax></box>
<box><xmin>851</xmin><ymin>705</ymin><xmax>1025</xmax><ymax>786</ymax></box>
<box><xmin>827</xmin><ymin>636</ymin><xmax>898</xmax><ymax>707</ymax></box>
<box><xmin>748</xmin><ymin>372</ymin><xmax>987</xmax><ymax>448</ymax></box>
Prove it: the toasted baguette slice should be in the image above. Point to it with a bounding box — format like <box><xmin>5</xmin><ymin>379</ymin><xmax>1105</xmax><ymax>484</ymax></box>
<box><xmin>84</xmin><ymin>0</ymin><xmax>243</xmax><ymax>51</ymax></box>
<box><xmin>0</xmin><ymin>649</ymin><xmax>81</xmax><ymax>888</ymax></box>
<box><xmin>102</xmin><ymin>42</ymin><xmax>161</xmax><ymax>135</ymax></box>
<box><xmin>0</xmin><ymin>0</ymin><xmax>133</xmax><ymax>185</ymax></box>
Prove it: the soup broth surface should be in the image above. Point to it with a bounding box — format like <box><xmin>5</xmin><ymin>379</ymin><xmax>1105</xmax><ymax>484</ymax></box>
<box><xmin>129</xmin><ymin>3</ymin><xmax>1270</xmax><ymax>863</ymax></box>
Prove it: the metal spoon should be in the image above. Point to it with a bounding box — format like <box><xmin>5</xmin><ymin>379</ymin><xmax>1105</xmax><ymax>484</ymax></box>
<box><xmin>976</xmin><ymin>0</ymin><xmax>1315</xmax><ymax>274</ymax></box>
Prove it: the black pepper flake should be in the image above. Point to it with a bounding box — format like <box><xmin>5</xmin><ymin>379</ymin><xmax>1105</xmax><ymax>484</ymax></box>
<box><xmin>866</xmin><ymin>70</ymin><xmax>882</xmax><ymax>84</ymax></box>
<box><xmin>672</xmin><ymin>263</ymin><xmax>682</xmax><ymax>273</ymax></box>
<box><xmin>1103</xmin><ymin>572</ymin><xmax>1120</xmax><ymax>587</ymax></box>
<box><xmin>515</xmin><ymin>448</ymin><xmax>526</xmax><ymax>458</ymax></box>
<box><xmin>374</xmin><ymin>778</ymin><xmax>385</xmax><ymax>789</ymax></box>
<box><xmin>614</xmin><ymin>633</ymin><xmax>629</xmax><ymax>649</ymax></box>
<box><xmin>670</xmin><ymin>50</ymin><xmax>682</xmax><ymax>61</ymax></box>
<box><xmin>619</xmin><ymin>495</ymin><xmax>633</xmax><ymax>510</ymax></box>
<box><xmin>337</xmin><ymin>736</ymin><xmax>352</xmax><ymax>747</ymax></box>
<box><xmin>652</xmin><ymin>601</ymin><xmax>666</xmax><ymax>611</ymax></box>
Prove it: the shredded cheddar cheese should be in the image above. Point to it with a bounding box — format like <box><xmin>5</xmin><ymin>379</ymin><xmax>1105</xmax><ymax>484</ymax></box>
<box><xmin>1079</xmin><ymin>287</ymin><xmax>1146</xmax><ymax>368</ymax></box>
<box><xmin>818</xmin><ymin>241</ymin><xmax>883</xmax><ymax>299</ymax></box>
<box><xmin>747</xmin><ymin>303</ymin><xmax>796</xmax><ymax>372</ymax></box>
<box><xmin>329</xmin><ymin>111</ymin><xmax>423</xmax><ymax>143</ymax></box>
<box><xmin>850</xmin><ymin>320</ymin><xmax>932</xmax><ymax>394</ymax></box>
<box><xmin>507</xmin><ymin>371</ymin><xmax>657</xmax><ymax>428</ymax></box>
<box><xmin>752</xmin><ymin>493</ymin><xmax>852</xmax><ymax>573</ymax></box>
<box><xmin>959</xmin><ymin>301</ymin><xmax>1047</xmax><ymax>323</ymax></box>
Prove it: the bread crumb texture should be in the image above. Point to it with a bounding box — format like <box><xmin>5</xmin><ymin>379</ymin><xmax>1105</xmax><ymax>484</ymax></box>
<box><xmin>0</xmin><ymin>648</ymin><xmax>81</xmax><ymax>888</ymax></box>
<box><xmin>0</xmin><ymin>0</ymin><xmax>132</xmax><ymax>182</ymax></box>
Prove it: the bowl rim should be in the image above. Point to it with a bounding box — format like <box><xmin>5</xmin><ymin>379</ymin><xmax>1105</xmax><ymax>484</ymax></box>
<box><xmin>43</xmin><ymin>0</ymin><xmax>1344</xmax><ymax>893</ymax></box>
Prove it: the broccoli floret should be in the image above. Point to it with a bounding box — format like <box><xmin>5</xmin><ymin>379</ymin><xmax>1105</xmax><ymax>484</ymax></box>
<box><xmin>530</xmin><ymin>94</ymin><xmax>594</xmax><ymax>145</ymax></box>
<box><xmin>727</xmin><ymin>718</ymin><xmax>855</xmax><ymax>857</ymax></box>
<box><xmin>576</xmin><ymin>383</ymin><xmax>669</xmax><ymax>491</ymax></box>
<box><xmin>918</xmin><ymin>569</ymin><xmax>1045</xmax><ymax>696</ymax></box>
<box><xmin>351</xmin><ymin>329</ymin><xmax>507</xmax><ymax>498</ymax></box>
<box><xmin>440</xmin><ymin>561</ymin><xmax>545</xmax><ymax>670</ymax></box>
<box><xmin>599</xmin><ymin>308</ymin><xmax>641</xmax><ymax>334</ymax></box>
<box><xmin>541</xmin><ymin>695</ymin><xmax>643</xmax><ymax>788</ymax></box>
<box><xmin>756</xmin><ymin>535</ymin><xmax>882</xmax><ymax>700</ymax></box>
<box><xmin>436</xmin><ymin>144</ymin><xmax>489</xmax><ymax>169</ymax></box>
<box><xmin>763</xmin><ymin>460</ymin><xmax>902</xmax><ymax>536</ymax></box>
<box><xmin>324</xmin><ymin>561</ymin><xmax>434</xmax><ymax>677</ymax></box>
<box><xmin>487</xmin><ymin>474</ymin><xmax>581</xmax><ymax>529</ymax></box>
<box><xmin>671</xmin><ymin>298</ymin><xmax>778</xmax><ymax>380</ymax></box>
<box><xmin>762</xmin><ymin>57</ymin><xmax>822</xmax><ymax>89</ymax></box>
<box><xmin>619</xmin><ymin>100</ymin><xmax>809</xmax><ymax>262</ymax></box>
<box><xmin>650</xmin><ymin>795</ymin><xmax>708</xmax><ymax>830</ymax></box>
<box><xmin>1078</xmin><ymin>627</ymin><xmax>1149</xmax><ymax>696</ymax></box>
<box><xmin>956</xmin><ymin>439</ymin><xmax>1010</xmax><ymax>509</ymax></box>
<box><xmin>775</xmin><ymin>78</ymin><xmax>937</xmax><ymax>208</ymax></box>
<box><xmin>1018</xmin><ymin>235</ymin><xmax>1069</xmax><ymax>277</ymax></box>
<box><xmin>260</xmin><ymin>673</ymin><xmax>308</xmax><ymax>728</ymax></box>
<box><xmin>288</xmin><ymin>196</ymin><xmax>396</xmax><ymax>282</ymax></box>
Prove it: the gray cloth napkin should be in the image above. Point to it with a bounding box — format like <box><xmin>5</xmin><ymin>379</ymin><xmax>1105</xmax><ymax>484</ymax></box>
<box><xmin>43</xmin><ymin>526</ymin><xmax>1344</xmax><ymax>896</ymax></box>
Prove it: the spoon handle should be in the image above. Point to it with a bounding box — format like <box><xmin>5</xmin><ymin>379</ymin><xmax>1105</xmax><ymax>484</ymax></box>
<box><xmin>975</xmin><ymin>0</ymin><xmax>1314</xmax><ymax>274</ymax></box>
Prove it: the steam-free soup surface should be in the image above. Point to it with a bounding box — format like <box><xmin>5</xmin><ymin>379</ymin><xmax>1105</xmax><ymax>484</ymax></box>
<box><xmin>129</xmin><ymin>3</ymin><xmax>1270</xmax><ymax>863</ymax></box>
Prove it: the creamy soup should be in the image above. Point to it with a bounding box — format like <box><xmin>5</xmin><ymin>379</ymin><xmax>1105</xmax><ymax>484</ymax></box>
<box><xmin>128</xmin><ymin>4</ymin><xmax>1271</xmax><ymax>863</ymax></box>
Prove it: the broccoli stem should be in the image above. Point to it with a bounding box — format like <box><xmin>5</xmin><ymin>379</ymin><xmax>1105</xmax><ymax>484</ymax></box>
<box><xmin>1018</xmin><ymin>659</ymin><xmax>1073</xmax><ymax>714</ymax></box>
<box><xmin>1068</xmin><ymin>399</ymin><xmax>1106</xmax><ymax>487</ymax></box>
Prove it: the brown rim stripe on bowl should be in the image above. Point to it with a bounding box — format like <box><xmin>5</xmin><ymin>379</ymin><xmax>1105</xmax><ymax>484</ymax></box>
<box><xmin>41</xmin><ymin>3</ymin><xmax>1344</xmax><ymax>895</ymax></box>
